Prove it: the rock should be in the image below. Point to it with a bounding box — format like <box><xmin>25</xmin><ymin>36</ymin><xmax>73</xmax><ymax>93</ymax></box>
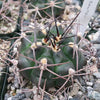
<box><xmin>43</xmin><ymin>94</ymin><xmax>51</xmax><ymax>100</ymax></box>
<box><xmin>4</xmin><ymin>93</ymin><xmax>11</xmax><ymax>100</ymax></box>
<box><xmin>81</xmin><ymin>86</ymin><xmax>86</xmax><ymax>93</ymax></box>
<box><xmin>7</xmin><ymin>84</ymin><xmax>12</xmax><ymax>90</ymax></box>
<box><xmin>9</xmin><ymin>93</ymin><xmax>26</xmax><ymax>100</ymax></box>
<box><xmin>59</xmin><ymin>95</ymin><xmax>66</xmax><ymax>100</ymax></box>
<box><xmin>14</xmin><ymin>82</ymin><xmax>19</xmax><ymax>88</ymax></box>
<box><xmin>93</xmin><ymin>72</ymin><xmax>100</xmax><ymax>79</ymax></box>
<box><xmin>52</xmin><ymin>96</ymin><xmax>58</xmax><ymax>100</ymax></box>
<box><xmin>9</xmin><ymin>67</ymin><xmax>14</xmax><ymax>73</ymax></box>
<box><xmin>88</xmin><ymin>91</ymin><xmax>100</xmax><ymax>100</ymax></box>
<box><xmin>77</xmin><ymin>91</ymin><xmax>83</xmax><ymax>96</ymax></box>
<box><xmin>68</xmin><ymin>83</ymin><xmax>80</xmax><ymax>96</ymax></box>
<box><xmin>33</xmin><ymin>95</ymin><xmax>41</xmax><ymax>100</ymax></box>
<box><xmin>93</xmin><ymin>79</ymin><xmax>100</xmax><ymax>92</ymax></box>
<box><xmin>8</xmin><ymin>77</ymin><xmax>14</xmax><ymax>83</ymax></box>
<box><xmin>23</xmin><ymin>98</ymin><xmax>31</xmax><ymax>100</ymax></box>
<box><xmin>48</xmin><ymin>87</ymin><xmax>56</xmax><ymax>94</ymax></box>
<box><xmin>14</xmin><ymin>79</ymin><xmax>19</xmax><ymax>88</ymax></box>
<box><xmin>70</xmin><ymin>96</ymin><xmax>81</xmax><ymax>100</ymax></box>
<box><xmin>16</xmin><ymin>89</ymin><xmax>22</xmax><ymax>93</ymax></box>
<box><xmin>32</xmin><ymin>86</ymin><xmax>38</xmax><ymax>95</ymax></box>
<box><xmin>68</xmin><ymin>96</ymin><xmax>73</xmax><ymax>100</ymax></box>
<box><xmin>11</xmin><ymin>86</ymin><xmax>15</xmax><ymax>91</ymax></box>
<box><xmin>25</xmin><ymin>92</ymin><xmax>32</xmax><ymax>98</ymax></box>
<box><xmin>8</xmin><ymin>97</ymin><xmax>13</xmax><ymax>100</ymax></box>
<box><xmin>86</xmin><ymin>82</ymin><xmax>93</xmax><ymax>86</ymax></box>
<box><xmin>87</xmin><ymin>86</ymin><xmax>93</xmax><ymax>92</ymax></box>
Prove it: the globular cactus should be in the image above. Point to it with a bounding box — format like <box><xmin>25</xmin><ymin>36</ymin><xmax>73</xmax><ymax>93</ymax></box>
<box><xmin>28</xmin><ymin>0</ymin><xmax>65</xmax><ymax>18</ymax></box>
<box><xmin>18</xmin><ymin>15</ymin><xmax>86</xmax><ymax>89</ymax></box>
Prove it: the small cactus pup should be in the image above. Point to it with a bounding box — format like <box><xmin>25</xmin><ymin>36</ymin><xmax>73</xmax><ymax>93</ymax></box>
<box><xmin>18</xmin><ymin>16</ymin><xmax>86</xmax><ymax>89</ymax></box>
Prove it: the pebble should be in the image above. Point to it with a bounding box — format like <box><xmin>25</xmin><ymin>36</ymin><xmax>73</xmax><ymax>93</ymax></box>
<box><xmin>68</xmin><ymin>96</ymin><xmax>73</xmax><ymax>100</ymax></box>
<box><xmin>77</xmin><ymin>91</ymin><xmax>83</xmax><ymax>96</ymax></box>
<box><xmin>10</xmin><ymin>91</ymin><xmax>14</xmax><ymax>95</ymax></box>
<box><xmin>88</xmin><ymin>91</ymin><xmax>100</xmax><ymax>100</ymax></box>
<box><xmin>81</xmin><ymin>86</ymin><xmax>86</xmax><ymax>93</ymax></box>
<box><xmin>43</xmin><ymin>94</ymin><xmax>51</xmax><ymax>100</ymax></box>
<box><xmin>7</xmin><ymin>84</ymin><xmax>12</xmax><ymax>90</ymax></box>
<box><xmin>11</xmin><ymin>86</ymin><xmax>15</xmax><ymax>91</ymax></box>
<box><xmin>86</xmin><ymin>82</ymin><xmax>93</xmax><ymax>86</ymax></box>
<box><xmin>93</xmin><ymin>79</ymin><xmax>100</xmax><ymax>92</ymax></box>
<box><xmin>48</xmin><ymin>87</ymin><xmax>56</xmax><ymax>93</ymax></box>
<box><xmin>4</xmin><ymin>93</ymin><xmax>11</xmax><ymax>100</ymax></box>
<box><xmin>93</xmin><ymin>72</ymin><xmax>100</xmax><ymax>79</ymax></box>
<box><xmin>9</xmin><ymin>67</ymin><xmax>14</xmax><ymax>73</ymax></box>
<box><xmin>14</xmin><ymin>83</ymin><xmax>19</xmax><ymax>88</ymax></box>
<box><xmin>14</xmin><ymin>79</ymin><xmax>19</xmax><ymax>88</ymax></box>
<box><xmin>59</xmin><ymin>95</ymin><xmax>65</xmax><ymax>100</ymax></box>
<box><xmin>32</xmin><ymin>86</ymin><xmax>37</xmax><ymax>94</ymax></box>
<box><xmin>87</xmin><ymin>86</ymin><xmax>93</xmax><ymax>92</ymax></box>
<box><xmin>8</xmin><ymin>77</ymin><xmax>14</xmax><ymax>83</ymax></box>
<box><xmin>8</xmin><ymin>97</ymin><xmax>13</xmax><ymax>100</ymax></box>
<box><xmin>25</xmin><ymin>92</ymin><xmax>32</xmax><ymax>98</ymax></box>
<box><xmin>16</xmin><ymin>89</ymin><xmax>22</xmax><ymax>93</ymax></box>
<box><xmin>33</xmin><ymin>95</ymin><xmax>41</xmax><ymax>100</ymax></box>
<box><xmin>14</xmin><ymin>93</ymin><xmax>26</xmax><ymax>100</ymax></box>
<box><xmin>23</xmin><ymin>98</ymin><xmax>31</xmax><ymax>100</ymax></box>
<box><xmin>68</xmin><ymin>83</ymin><xmax>80</xmax><ymax>96</ymax></box>
<box><xmin>69</xmin><ymin>96</ymin><xmax>81</xmax><ymax>100</ymax></box>
<box><xmin>52</xmin><ymin>96</ymin><xmax>58</xmax><ymax>100</ymax></box>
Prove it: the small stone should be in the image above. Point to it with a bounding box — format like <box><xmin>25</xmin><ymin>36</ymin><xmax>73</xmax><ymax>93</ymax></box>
<box><xmin>23</xmin><ymin>98</ymin><xmax>31</xmax><ymax>100</ymax></box>
<box><xmin>81</xmin><ymin>86</ymin><xmax>86</xmax><ymax>93</ymax></box>
<box><xmin>43</xmin><ymin>94</ymin><xmax>51</xmax><ymax>100</ymax></box>
<box><xmin>32</xmin><ymin>86</ymin><xmax>37</xmax><ymax>95</ymax></box>
<box><xmin>68</xmin><ymin>83</ymin><xmax>80</xmax><ymax>96</ymax></box>
<box><xmin>14</xmin><ymin>83</ymin><xmax>19</xmax><ymax>88</ymax></box>
<box><xmin>48</xmin><ymin>87</ymin><xmax>56</xmax><ymax>93</ymax></box>
<box><xmin>65</xmin><ymin>0</ymin><xmax>72</xmax><ymax>5</ymax></box>
<box><xmin>16</xmin><ymin>93</ymin><xmax>26</xmax><ymax>100</ymax></box>
<box><xmin>34</xmin><ymin>95</ymin><xmax>41</xmax><ymax>100</ymax></box>
<box><xmin>10</xmin><ymin>90</ymin><xmax>15</xmax><ymax>95</ymax></box>
<box><xmin>16</xmin><ymin>89</ymin><xmax>22</xmax><ymax>93</ymax></box>
<box><xmin>8</xmin><ymin>77</ymin><xmax>14</xmax><ymax>83</ymax></box>
<box><xmin>52</xmin><ymin>96</ymin><xmax>58</xmax><ymax>100</ymax></box>
<box><xmin>59</xmin><ymin>95</ymin><xmax>65</xmax><ymax>100</ymax></box>
<box><xmin>4</xmin><ymin>93</ymin><xmax>10</xmax><ymax>100</ymax></box>
<box><xmin>11</xmin><ymin>86</ymin><xmax>15</xmax><ymax>91</ymax></box>
<box><xmin>9</xmin><ymin>67</ymin><xmax>13</xmax><ymax>73</ymax></box>
<box><xmin>86</xmin><ymin>82</ymin><xmax>93</xmax><ymax>86</ymax></box>
<box><xmin>8</xmin><ymin>97</ymin><xmax>13</xmax><ymax>100</ymax></box>
<box><xmin>25</xmin><ymin>92</ymin><xmax>32</xmax><ymax>98</ymax></box>
<box><xmin>0</xmin><ymin>67</ymin><xmax>3</xmax><ymax>71</ymax></box>
<box><xmin>87</xmin><ymin>86</ymin><xmax>93</xmax><ymax>92</ymax></box>
<box><xmin>14</xmin><ymin>79</ymin><xmax>19</xmax><ymax>88</ymax></box>
<box><xmin>93</xmin><ymin>79</ymin><xmax>100</xmax><ymax>92</ymax></box>
<box><xmin>7</xmin><ymin>84</ymin><xmax>12</xmax><ymax>90</ymax></box>
<box><xmin>88</xmin><ymin>91</ymin><xmax>100</xmax><ymax>100</ymax></box>
<box><xmin>68</xmin><ymin>96</ymin><xmax>73</xmax><ymax>99</ymax></box>
<box><xmin>93</xmin><ymin>72</ymin><xmax>100</xmax><ymax>79</ymax></box>
<box><xmin>12</xmin><ymin>92</ymin><xmax>16</xmax><ymax>96</ymax></box>
<box><xmin>78</xmin><ymin>91</ymin><xmax>83</xmax><ymax>96</ymax></box>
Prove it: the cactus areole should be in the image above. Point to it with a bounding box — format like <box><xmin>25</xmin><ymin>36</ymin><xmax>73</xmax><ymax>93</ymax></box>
<box><xmin>18</xmin><ymin>22</ymin><xmax>86</xmax><ymax>88</ymax></box>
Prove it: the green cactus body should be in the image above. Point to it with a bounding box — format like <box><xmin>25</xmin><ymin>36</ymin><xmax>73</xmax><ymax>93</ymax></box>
<box><xmin>18</xmin><ymin>25</ymin><xmax>86</xmax><ymax>88</ymax></box>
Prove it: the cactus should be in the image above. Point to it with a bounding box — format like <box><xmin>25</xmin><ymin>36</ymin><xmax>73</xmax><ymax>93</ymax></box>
<box><xmin>28</xmin><ymin>0</ymin><xmax>65</xmax><ymax>18</ymax></box>
<box><xmin>18</xmin><ymin>16</ymin><xmax>86</xmax><ymax>88</ymax></box>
